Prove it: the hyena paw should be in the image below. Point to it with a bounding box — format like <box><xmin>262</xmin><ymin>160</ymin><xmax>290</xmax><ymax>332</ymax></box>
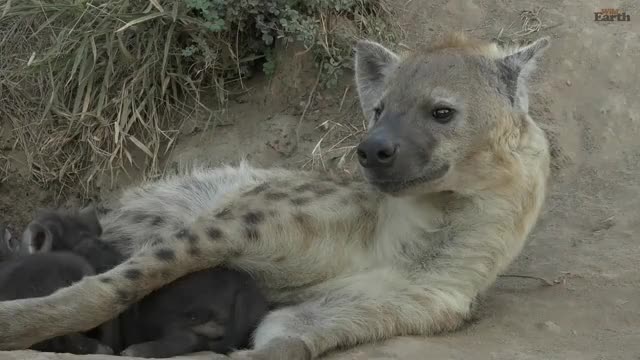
<box><xmin>229</xmin><ymin>337</ymin><xmax>311</xmax><ymax>360</ymax></box>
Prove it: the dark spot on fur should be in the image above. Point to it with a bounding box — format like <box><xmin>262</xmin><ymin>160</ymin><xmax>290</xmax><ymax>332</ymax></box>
<box><xmin>243</xmin><ymin>211</ymin><xmax>265</xmax><ymax>225</ymax></box>
<box><xmin>132</xmin><ymin>213</ymin><xmax>148</xmax><ymax>223</ymax></box>
<box><xmin>188</xmin><ymin>246</ymin><xmax>202</xmax><ymax>257</ymax></box>
<box><xmin>100</xmin><ymin>277</ymin><xmax>113</xmax><ymax>284</ymax></box>
<box><xmin>228</xmin><ymin>248</ymin><xmax>243</xmax><ymax>258</ymax></box>
<box><xmin>295</xmin><ymin>182</ymin><xmax>335</xmax><ymax>196</ymax></box>
<box><xmin>161</xmin><ymin>270</ymin><xmax>172</xmax><ymax>280</ymax></box>
<box><xmin>401</xmin><ymin>243</ymin><xmax>409</xmax><ymax>255</ymax></box>
<box><xmin>117</xmin><ymin>290</ymin><xmax>133</xmax><ymax>305</ymax></box>
<box><xmin>155</xmin><ymin>248</ymin><xmax>176</xmax><ymax>262</ymax></box>
<box><xmin>245</xmin><ymin>183</ymin><xmax>269</xmax><ymax>196</ymax></box>
<box><xmin>215</xmin><ymin>208</ymin><xmax>233</xmax><ymax>220</ymax></box>
<box><xmin>264</xmin><ymin>191</ymin><xmax>288</xmax><ymax>200</ymax></box>
<box><xmin>274</xmin><ymin>255</ymin><xmax>286</xmax><ymax>263</ymax></box>
<box><xmin>290</xmin><ymin>197</ymin><xmax>311</xmax><ymax>206</ymax></box>
<box><xmin>207</xmin><ymin>227</ymin><xmax>223</xmax><ymax>241</ymax></box>
<box><xmin>151</xmin><ymin>216</ymin><xmax>165</xmax><ymax>226</ymax></box>
<box><xmin>293</xmin><ymin>212</ymin><xmax>315</xmax><ymax>236</ymax></box>
<box><xmin>124</xmin><ymin>268</ymin><xmax>142</xmax><ymax>280</ymax></box>
<box><xmin>176</xmin><ymin>228</ymin><xmax>199</xmax><ymax>244</ymax></box>
<box><xmin>340</xmin><ymin>198</ymin><xmax>350</xmax><ymax>206</ymax></box>
<box><xmin>313</xmin><ymin>186</ymin><xmax>335</xmax><ymax>196</ymax></box>
<box><xmin>294</xmin><ymin>183</ymin><xmax>314</xmax><ymax>192</ymax></box>
<box><xmin>245</xmin><ymin>227</ymin><xmax>260</xmax><ymax>242</ymax></box>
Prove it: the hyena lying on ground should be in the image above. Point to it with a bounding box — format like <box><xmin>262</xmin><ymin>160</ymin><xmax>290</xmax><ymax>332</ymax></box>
<box><xmin>0</xmin><ymin>33</ymin><xmax>551</xmax><ymax>359</ymax></box>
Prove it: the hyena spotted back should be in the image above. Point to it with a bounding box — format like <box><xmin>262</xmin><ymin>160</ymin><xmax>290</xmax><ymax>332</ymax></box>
<box><xmin>0</xmin><ymin>32</ymin><xmax>551</xmax><ymax>360</ymax></box>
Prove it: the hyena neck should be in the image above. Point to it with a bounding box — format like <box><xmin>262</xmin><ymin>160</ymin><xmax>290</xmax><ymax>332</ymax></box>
<box><xmin>371</xmin><ymin>192</ymin><xmax>452</xmax><ymax>260</ymax></box>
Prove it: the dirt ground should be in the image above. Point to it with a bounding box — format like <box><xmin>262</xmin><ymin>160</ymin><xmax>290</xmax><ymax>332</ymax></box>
<box><xmin>1</xmin><ymin>0</ymin><xmax>639</xmax><ymax>359</ymax></box>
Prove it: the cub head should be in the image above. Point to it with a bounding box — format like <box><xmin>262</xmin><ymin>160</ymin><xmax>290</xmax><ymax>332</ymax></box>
<box><xmin>21</xmin><ymin>206</ymin><xmax>102</xmax><ymax>254</ymax></box>
<box><xmin>354</xmin><ymin>33</ymin><xmax>550</xmax><ymax>195</ymax></box>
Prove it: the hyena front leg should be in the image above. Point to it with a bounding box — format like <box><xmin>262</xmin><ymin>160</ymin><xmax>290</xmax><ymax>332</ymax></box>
<box><xmin>0</xmin><ymin>206</ymin><xmax>250</xmax><ymax>350</ymax></box>
<box><xmin>0</xmin><ymin>236</ymin><xmax>212</xmax><ymax>349</ymax></box>
<box><xmin>230</xmin><ymin>269</ymin><xmax>470</xmax><ymax>360</ymax></box>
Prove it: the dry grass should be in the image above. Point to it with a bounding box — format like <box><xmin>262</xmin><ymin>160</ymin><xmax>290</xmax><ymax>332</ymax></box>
<box><xmin>300</xmin><ymin>91</ymin><xmax>366</xmax><ymax>177</ymax></box>
<box><xmin>0</xmin><ymin>0</ymin><xmax>220</xmax><ymax>197</ymax></box>
<box><xmin>0</xmin><ymin>0</ymin><xmax>398</xmax><ymax>199</ymax></box>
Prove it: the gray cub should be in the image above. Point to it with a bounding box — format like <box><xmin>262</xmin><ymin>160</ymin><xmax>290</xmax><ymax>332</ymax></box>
<box><xmin>13</xmin><ymin>207</ymin><xmax>269</xmax><ymax>357</ymax></box>
<box><xmin>0</xmin><ymin>211</ymin><xmax>114</xmax><ymax>355</ymax></box>
<box><xmin>118</xmin><ymin>268</ymin><xmax>269</xmax><ymax>358</ymax></box>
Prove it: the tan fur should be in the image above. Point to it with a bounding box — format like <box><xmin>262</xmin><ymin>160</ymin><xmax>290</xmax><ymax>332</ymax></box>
<box><xmin>0</xmin><ymin>33</ymin><xmax>551</xmax><ymax>360</ymax></box>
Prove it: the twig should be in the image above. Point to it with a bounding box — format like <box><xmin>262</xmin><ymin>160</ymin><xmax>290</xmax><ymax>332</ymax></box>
<box><xmin>499</xmin><ymin>274</ymin><xmax>555</xmax><ymax>286</ymax></box>
<box><xmin>294</xmin><ymin>59</ymin><xmax>324</xmax><ymax>151</ymax></box>
<box><xmin>339</xmin><ymin>86</ymin><xmax>350</xmax><ymax>112</ymax></box>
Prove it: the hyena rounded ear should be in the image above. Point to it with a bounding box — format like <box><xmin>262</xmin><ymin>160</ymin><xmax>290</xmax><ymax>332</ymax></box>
<box><xmin>22</xmin><ymin>221</ymin><xmax>53</xmax><ymax>254</ymax></box>
<box><xmin>1</xmin><ymin>225</ymin><xmax>18</xmax><ymax>255</ymax></box>
<box><xmin>495</xmin><ymin>36</ymin><xmax>551</xmax><ymax>113</ymax></box>
<box><xmin>79</xmin><ymin>204</ymin><xmax>102</xmax><ymax>236</ymax></box>
<box><xmin>4</xmin><ymin>228</ymin><xmax>19</xmax><ymax>253</ymax></box>
<box><xmin>354</xmin><ymin>40</ymin><xmax>400</xmax><ymax>121</ymax></box>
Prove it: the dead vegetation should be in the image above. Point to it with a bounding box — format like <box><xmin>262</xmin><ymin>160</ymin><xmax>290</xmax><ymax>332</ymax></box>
<box><xmin>0</xmin><ymin>0</ymin><xmax>396</xmax><ymax>199</ymax></box>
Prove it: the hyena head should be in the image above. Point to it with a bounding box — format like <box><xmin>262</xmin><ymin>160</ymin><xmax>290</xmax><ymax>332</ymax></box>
<box><xmin>354</xmin><ymin>33</ymin><xmax>550</xmax><ymax>195</ymax></box>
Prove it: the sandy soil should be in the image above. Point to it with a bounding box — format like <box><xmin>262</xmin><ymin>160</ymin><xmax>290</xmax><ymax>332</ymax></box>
<box><xmin>1</xmin><ymin>0</ymin><xmax>639</xmax><ymax>359</ymax></box>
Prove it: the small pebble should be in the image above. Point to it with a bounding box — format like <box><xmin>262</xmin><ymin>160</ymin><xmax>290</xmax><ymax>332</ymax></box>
<box><xmin>566</xmin><ymin>80</ymin><xmax>572</xmax><ymax>86</ymax></box>
<box><xmin>538</xmin><ymin>320</ymin><xmax>562</xmax><ymax>334</ymax></box>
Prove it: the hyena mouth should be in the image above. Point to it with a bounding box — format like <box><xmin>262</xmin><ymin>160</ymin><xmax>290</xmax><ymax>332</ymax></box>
<box><xmin>369</xmin><ymin>163</ymin><xmax>450</xmax><ymax>193</ymax></box>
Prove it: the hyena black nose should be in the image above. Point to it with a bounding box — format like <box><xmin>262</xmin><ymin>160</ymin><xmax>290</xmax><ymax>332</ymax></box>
<box><xmin>357</xmin><ymin>136</ymin><xmax>398</xmax><ymax>168</ymax></box>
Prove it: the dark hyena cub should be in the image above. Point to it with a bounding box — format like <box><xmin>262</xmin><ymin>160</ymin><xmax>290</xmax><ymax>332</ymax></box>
<box><xmin>0</xmin><ymin>210</ymin><xmax>115</xmax><ymax>355</ymax></box>
<box><xmin>118</xmin><ymin>267</ymin><xmax>269</xmax><ymax>358</ymax></box>
<box><xmin>18</xmin><ymin>206</ymin><xmax>270</xmax><ymax>358</ymax></box>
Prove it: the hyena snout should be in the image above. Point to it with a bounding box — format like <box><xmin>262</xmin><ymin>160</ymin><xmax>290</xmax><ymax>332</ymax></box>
<box><xmin>356</xmin><ymin>132</ymin><xmax>399</xmax><ymax>168</ymax></box>
<box><xmin>357</xmin><ymin>121</ymin><xmax>449</xmax><ymax>194</ymax></box>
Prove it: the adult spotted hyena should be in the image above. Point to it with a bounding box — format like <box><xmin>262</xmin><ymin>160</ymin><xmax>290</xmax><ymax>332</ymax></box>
<box><xmin>0</xmin><ymin>33</ymin><xmax>551</xmax><ymax>360</ymax></box>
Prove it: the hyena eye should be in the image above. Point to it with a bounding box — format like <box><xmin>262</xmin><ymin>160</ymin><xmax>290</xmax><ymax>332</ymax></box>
<box><xmin>432</xmin><ymin>107</ymin><xmax>455</xmax><ymax>124</ymax></box>
<box><xmin>373</xmin><ymin>103</ymin><xmax>384</xmax><ymax>121</ymax></box>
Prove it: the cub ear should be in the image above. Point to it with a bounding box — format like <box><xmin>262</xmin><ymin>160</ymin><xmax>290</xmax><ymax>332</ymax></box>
<box><xmin>354</xmin><ymin>40</ymin><xmax>400</xmax><ymax>123</ymax></box>
<box><xmin>22</xmin><ymin>221</ymin><xmax>53</xmax><ymax>254</ymax></box>
<box><xmin>495</xmin><ymin>36</ymin><xmax>551</xmax><ymax>113</ymax></box>
<box><xmin>78</xmin><ymin>205</ymin><xmax>102</xmax><ymax>237</ymax></box>
<box><xmin>1</xmin><ymin>225</ymin><xmax>18</xmax><ymax>256</ymax></box>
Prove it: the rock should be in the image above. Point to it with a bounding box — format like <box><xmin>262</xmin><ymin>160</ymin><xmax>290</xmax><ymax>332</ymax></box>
<box><xmin>537</xmin><ymin>320</ymin><xmax>562</xmax><ymax>334</ymax></box>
